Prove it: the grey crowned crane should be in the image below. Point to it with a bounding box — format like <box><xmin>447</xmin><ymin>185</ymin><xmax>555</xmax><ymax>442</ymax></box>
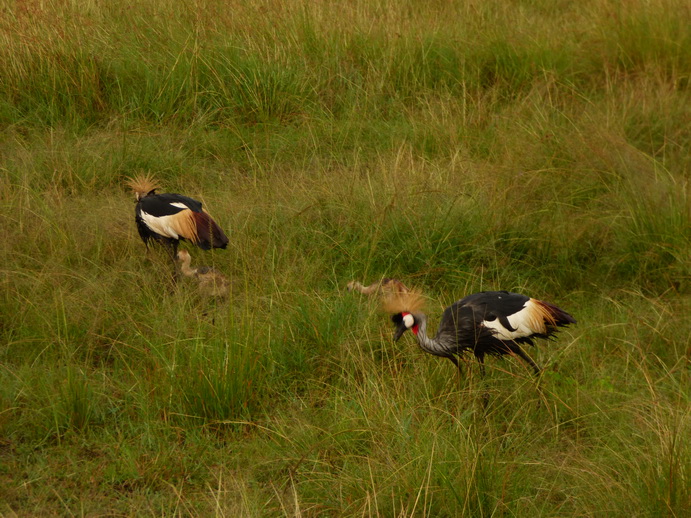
<box><xmin>347</xmin><ymin>278</ymin><xmax>410</xmax><ymax>296</ymax></box>
<box><xmin>126</xmin><ymin>174</ymin><xmax>229</xmax><ymax>259</ymax></box>
<box><xmin>177</xmin><ymin>250</ymin><xmax>229</xmax><ymax>298</ymax></box>
<box><xmin>387</xmin><ymin>290</ymin><xmax>576</xmax><ymax>376</ymax></box>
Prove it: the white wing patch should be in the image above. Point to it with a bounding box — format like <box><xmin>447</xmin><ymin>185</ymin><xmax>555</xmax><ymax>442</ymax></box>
<box><xmin>481</xmin><ymin>299</ymin><xmax>546</xmax><ymax>340</ymax></box>
<box><xmin>140</xmin><ymin>210</ymin><xmax>183</xmax><ymax>239</ymax></box>
<box><xmin>170</xmin><ymin>202</ymin><xmax>189</xmax><ymax>209</ymax></box>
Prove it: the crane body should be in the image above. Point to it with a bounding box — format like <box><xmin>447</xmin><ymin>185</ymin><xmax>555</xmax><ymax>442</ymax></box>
<box><xmin>127</xmin><ymin>175</ymin><xmax>229</xmax><ymax>258</ymax></box>
<box><xmin>390</xmin><ymin>290</ymin><xmax>575</xmax><ymax>374</ymax></box>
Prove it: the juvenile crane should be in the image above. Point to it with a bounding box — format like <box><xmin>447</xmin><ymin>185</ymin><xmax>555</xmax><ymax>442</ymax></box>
<box><xmin>177</xmin><ymin>250</ymin><xmax>229</xmax><ymax>298</ymax></box>
<box><xmin>387</xmin><ymin>290</ymin><xmax>575</xmax><ymax>375</ymax></box>
<box><xmin>347</xmin><ymin>278</ymin><xmax>410</xmax><ymax>296</ymax></box>
<box><xmin>126</xmin><ymin>174</ymin><xmax>229</xmax><ymax>259</ymax></box>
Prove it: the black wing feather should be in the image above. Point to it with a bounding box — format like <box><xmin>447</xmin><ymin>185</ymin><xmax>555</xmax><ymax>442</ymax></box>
<box><xmin>458</xmin><ymin>291</ymin><xmax>530</xmax><ymax>317</ymax></box>
<box><xmin>136</xmin><ymin>193</ymin><xmax>203</xmax><ymax>217</ymax></box>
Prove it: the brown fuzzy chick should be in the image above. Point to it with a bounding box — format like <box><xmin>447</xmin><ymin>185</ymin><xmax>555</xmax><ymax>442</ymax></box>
<box><xmin>347</xmin><ymin>278</ymin><xmax>410</xmax><ymax>297</ymax></box>
<box><xmin>177</xmin><ymin>250</ymin><xmax>229</xmax><ymax>298</ymax></box>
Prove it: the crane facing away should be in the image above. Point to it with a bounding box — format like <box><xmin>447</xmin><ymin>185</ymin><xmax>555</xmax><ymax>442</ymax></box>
<box><xmin>126</xmin><ymin>174</ymin><xmax>229</xmax><ymax>259</ymax></box>
<box><xmin>386</xmin><ymin>290</ymin><xmax>575</xmax><ymax>375</ymax></box>
<box><xmin>177</xmin><ymin>250</ymin><xmax>229</xmax><ymax>298</ymax></box>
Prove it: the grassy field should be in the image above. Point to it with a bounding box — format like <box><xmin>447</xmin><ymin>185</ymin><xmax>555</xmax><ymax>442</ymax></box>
<box><xmin>1</xmin><ymin>0</ymin><xmax>689</xmax><ymax>515</ymax></box>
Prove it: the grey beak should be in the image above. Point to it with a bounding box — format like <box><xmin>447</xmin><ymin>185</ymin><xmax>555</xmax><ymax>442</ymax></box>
<box><xmin>393</xmin><ymin>324</ymin><xmax>408</xmax><ymax>342</ymax></box>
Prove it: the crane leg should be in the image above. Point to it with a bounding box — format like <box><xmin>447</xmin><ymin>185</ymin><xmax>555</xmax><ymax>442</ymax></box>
<box><xmin>474</xmin><ymin>355</ymin><xmax>490</xmax><ymax>410</ymax></box>
<box><xmin>447</xmin><ymin>355</ymin><xmax>463</xmax><ymax>377</ymax></box>
<box><xmin>511</xmin><ymin>345</ymin><xmax>540</xmax><ymax>375</ymax></box>
<box><xmin>477</xmin><ymin>356</ymin><xmax>486</xmax><ymax>378</ymax></box>
<box><xmin>166</xmin><ymin>241</ymin><xmax>179</xmax><ymax>284</ymax></box>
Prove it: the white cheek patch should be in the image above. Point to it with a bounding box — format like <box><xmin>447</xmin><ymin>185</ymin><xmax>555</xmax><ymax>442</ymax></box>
<box><xmin>481</xmin><ymin>300</ymin><xmax>544</xmax><ymax>340</ymax></box>
<box><xmin>140</xmin><ymin>210</ymin><xmax>181</xmax><ymax>239</ymax></box>
<box><xmin>402</xmin><ymin>313</ymin><xmax>415</xmax><ymax>329</ymax></box>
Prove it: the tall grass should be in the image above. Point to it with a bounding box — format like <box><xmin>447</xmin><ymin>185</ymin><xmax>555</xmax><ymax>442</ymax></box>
<box><xmin>1</xmin><ymin>0</ymin><xmax>689</xmax><ymax>515</ymax></box>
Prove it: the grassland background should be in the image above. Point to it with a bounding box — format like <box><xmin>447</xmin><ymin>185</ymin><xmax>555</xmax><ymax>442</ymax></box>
<box><xmin>1</xmin><ymin>0</ymin><xmax>689</xmax><ymax>516</ymax></box>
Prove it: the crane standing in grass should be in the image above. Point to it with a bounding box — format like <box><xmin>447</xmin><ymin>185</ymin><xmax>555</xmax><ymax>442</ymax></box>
<box><xmin>177</xmin><ymin>250</ymin><xmax>229</xmax><ymax>298</ymax></box>
<box><xmin>126</xmin><ymin>174</ymin><xmax>229</xmax><ymax>261</ymax></box>
<box><xmin>386</xmin><ymin>289</ymin><xmax>575</xmax><ymax>376</ymax></box>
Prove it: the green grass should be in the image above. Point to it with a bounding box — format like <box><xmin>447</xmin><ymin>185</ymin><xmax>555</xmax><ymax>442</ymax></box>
<box><xmin>1</xmin><ymin>0</ymin><xmax>690</xmax><ymax>515</ymax></box>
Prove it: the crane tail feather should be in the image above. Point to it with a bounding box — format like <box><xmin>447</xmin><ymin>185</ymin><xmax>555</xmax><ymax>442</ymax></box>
<box><xmin>191</xmin><ymin>211</ymin><xmax>229</xmax><ymax>250</ymax></box>
<box><xmin>530</xmin><ymin>299</ymin><xmax>577</xmax><ymax>333</ymax></box>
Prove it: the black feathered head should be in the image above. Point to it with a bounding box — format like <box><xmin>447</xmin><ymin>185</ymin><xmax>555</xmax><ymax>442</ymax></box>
<box><xmin>392</xmin><ymin>312</ymin><xmax>420</xmax><ymax>341</ymax></box>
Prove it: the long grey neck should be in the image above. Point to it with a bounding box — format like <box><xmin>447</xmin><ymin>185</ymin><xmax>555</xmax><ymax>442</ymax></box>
<box><xmin>413</xmin><ymin>313</ymin><xmax>450</xmax><ymax>357</ymax></box>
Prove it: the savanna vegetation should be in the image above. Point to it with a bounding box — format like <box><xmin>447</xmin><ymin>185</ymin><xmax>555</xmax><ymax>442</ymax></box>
<box><xmin>1</xmin><ymin>0</ymin><xmax>689</xmax><ymax>515</ymax></box>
